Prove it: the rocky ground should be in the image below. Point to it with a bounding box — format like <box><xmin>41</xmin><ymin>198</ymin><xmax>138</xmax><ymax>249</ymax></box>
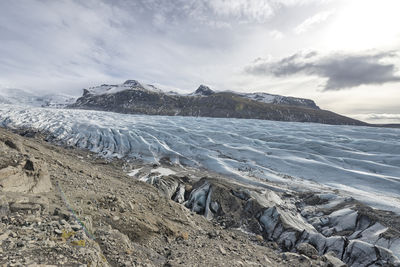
<box><xmin>0</xmin><ymin>126</ymin><xmax>399</xmax><ymax>266</ymax></box>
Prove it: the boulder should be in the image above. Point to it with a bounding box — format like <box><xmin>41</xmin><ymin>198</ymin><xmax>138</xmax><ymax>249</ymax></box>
<box><xmin>296</xmin><ymin>242</ymin><xmax>318</xmax><ymax>258</ymax></box>
<box><xmin>0</xmin><ymin>195</ymin><xmax>9</xmax><ymax>216</ymax></box>
<box><xmin>0</xmin><ymin>158</ymin><xmax>52</xmax><ymax>193</ymax></box>
<box><xmin>322</xmin><ymin>251</ymin><xmax>347</xmax><ymax>267</ymax></box>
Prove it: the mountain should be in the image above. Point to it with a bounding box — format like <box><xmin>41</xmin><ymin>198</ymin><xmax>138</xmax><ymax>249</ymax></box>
<box><xmin>70</xmin><ymin>80</ymin><xmax>367</xmax><ymax>126</ymax></box>
<box><xmin>0</xmin><ymin>88</ymin><xmax>76</xmax><ymax>108</ymax></box>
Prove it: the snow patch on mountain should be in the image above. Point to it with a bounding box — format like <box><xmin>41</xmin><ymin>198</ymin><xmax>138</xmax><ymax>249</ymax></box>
<box><xmin>86</xmin><ymin>80</ymin><xmax>163</xmax><ymax>96</ymax></box>
<box><xmin>239</xmin><ymin>92</ymin><xmax>320</xmax><ymax>109</ymax></box>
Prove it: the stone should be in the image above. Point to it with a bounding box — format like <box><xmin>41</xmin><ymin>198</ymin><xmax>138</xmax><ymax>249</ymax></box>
<box><xmin>4</xmin><ymin>140</ymin><xmax>19</xmax><ymax>150</ymax></box>
<box><xmin>10</xmin><ymin>203</ymin><xmax>41</xmax><ymax>213</ymax></box>
<box><xmin>255</xmin><ymin>235</ymin><xmax>264</xmax><ymax>242</ymax></box>
<box><xmin>296</xmin><ymin>242</ymin><xmax>318</xmax><ymax>258</ymax></box>
<box><xmin>0</xmin><ymin>230</ymin><xmax>10</xmax><ymax>241</ymax></box>
<box><xmin>322</xmin><ymin>251</ymin><xmax>347</xmax><ymax>267</ymax></box>
<box><xmin>0</xmin><ymin>195</ymin><xmax>10</xmax><ymax>216</ymax></box>
<box><xmin>53</xmin><ymin>207</ymin><xmax>70</xmax><ymax>220</ymax></box>
<box><xmin>147</xmin><ymin>176</ymin><xmax>179</xmax><ymax>199</ymax></box>
<box><xmin>23</xmin><ymin>159</ymin><xmax>34</xmax><ymax>171</ymax></box>
<box><xmin>71</xmin><ymin>224</ymin><xmax>81</xmax><ymax>231</ymax></box>
<box><xmin>219</xmin><ymin>245</ymin><xmax>227</xmax><ymax>255</ymax></box>
<box><xmin>0</xmin><ymin>159</ymin><xmax>52</xmax><ymax>193</ymax></box>
<box><xmin>54</xmin><ymin>229</ymin><xmax>62</xmax><ymax>235</ymax></box>
<box><xmin>173</xmin><ymin>184</ymin><xmax>185</xmax><ymax>204</ymax></box>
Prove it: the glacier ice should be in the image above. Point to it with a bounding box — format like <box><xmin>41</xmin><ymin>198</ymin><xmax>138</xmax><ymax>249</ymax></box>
<box><xmin>0</xmin><ymin>104</ymin><xmax>400</xmax><ymax>213</ymax></box>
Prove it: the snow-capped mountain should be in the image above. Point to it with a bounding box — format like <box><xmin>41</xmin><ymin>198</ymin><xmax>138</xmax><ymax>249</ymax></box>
<box><xmin>0</xmin><ymin>88</ymin><xmax>76</xmax><ymax>108</ymax></box>
<box><xmin>70</xmin><ymin>80</ymin><xmax>366</xmax><ymax>126</ymax></box>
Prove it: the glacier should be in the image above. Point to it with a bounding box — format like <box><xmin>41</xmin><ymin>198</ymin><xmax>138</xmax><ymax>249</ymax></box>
<box><xmin>0</xmin><ymin>104</ymin><xmax>399</xmax><ymax>213</ymax></box>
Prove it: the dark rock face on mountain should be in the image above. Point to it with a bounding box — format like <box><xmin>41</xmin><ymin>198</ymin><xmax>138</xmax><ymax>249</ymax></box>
<box><xmin>70</xmin><ymin>80</ymin><xmax>367</xmax><ymax>126</ymax></box>
<box><xmin>192</xmin><ymin>85</ymin><xmax>215</xmax><ymax>96</ymax></box>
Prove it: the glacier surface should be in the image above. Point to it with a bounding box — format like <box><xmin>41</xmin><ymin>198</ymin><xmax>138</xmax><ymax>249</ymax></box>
<box><xmin>1</xmin><ymin>105</ymin><xmax>399</xmax><ymax>212</ymax></box>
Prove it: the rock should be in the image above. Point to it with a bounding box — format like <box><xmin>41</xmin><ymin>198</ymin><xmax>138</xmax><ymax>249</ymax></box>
<box><xmin>71</xmin><ymin>224</ymin><xmax>81</xmax><ymax>231</ymax></box>
<box><xmin>147</xmin><ymin>176</ymin><xmax>179</xmax><ymax>199</ymax></box>
<box><xmin>264</xmin><ymin>256</ymin><xmax>272</xmax><ymax>265</ymax></box>
<box><xmin>4</xmin><ymin>140</ymin><xmax>19</xmax><ymax>150</ymax></box>
<box><xmin>281</xmin><ymin>252</ymin><xmax>312</xmax><ymax>265</ymax></box>
<box><xmin>86</xmin><ymin>179</ymin><xmax>93</xmax><ymax>185</ymax></box>
<box><xmin>173</xmin><ymin>184</ymin><xmax>185</xmax><ymax>204</ymax></box>
<box><xmin>10</xmin><ymin>202</ymin><xmax>41</xmax><ymax>213</ymax></box>
<box><xmin>219</xmin><ymin>245</ymin><xmax>227</xmax><ymax>255</ymax></box>
<box><xmin>182</xmin><ymin>232</ymin><xmax>189</xmax><ymax>240</ymax></box>
<box><xmin>112</xmin><ymin>216</ymin><xmax>120</xmax><ymax>222</ymax></box>
<box><xmin>0</xmin><ymin>230</ymin><xmax>11</xmax><ymax>241</ymax></box>
<box><xmin>53</xmin><ymin>207</ymin><xmax>70</xmax><ymax>220</ymax></box>
<box><xmin>322</xmin><ymin>251</ymin><xmax>347</xmax><ymax>267</ymax></box>
<box><xmin>296</xmin><ymin>243</ymin><xmax>318</xmax><ymax>258</ymax></box>
<box><xmin>54</xmin><ymin>229</ymin><xmax>62</xmax><ymax>235</ymax></box>
<box><xmin>0</xmin><ymin>195</ymin><xmax>10</xmax><ymax>216</ymax></box>
<box><xmin>23</xmin><ymin>159</ymin><xmax>35</xmax><ymax>171</ymax></box>
<box><xmin>0</xmin><ymin>158</ymin><xmax>52</xmax><ymax>193</ymax></box>
<box><xmin>255</xmin><ymin>235</ymin><xmax>264</xmax><ymax>242</ymax></box>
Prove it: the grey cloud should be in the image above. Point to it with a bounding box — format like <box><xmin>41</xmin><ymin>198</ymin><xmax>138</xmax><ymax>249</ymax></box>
<box><xmin>246</xmin><ymin>51</ymin><xmax>400</xmax><ymax>90</ymax></box>
<box><xmin>0</xmin><ymin>0</ymin><xmax>346</xmax><ymax>95</ymax></box>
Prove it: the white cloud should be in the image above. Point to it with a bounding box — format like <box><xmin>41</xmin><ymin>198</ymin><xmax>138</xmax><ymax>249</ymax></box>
<box><xmin>0</xmin><ymin>0</ymin><xmax>399</xmax><ymax>121</ymax></box>
<box><xmin>206</xmin><ymin>0</ymin><xmax>274</xmax><ymax>23</ymax></box>
<box><xmin>350</xmin><ymin>113</ymin><xmax>400</xmax><ymax>124</ymax></box>
<box><xmin>294</xmin><ymin>10</ymin><xmax>334</xmax><ymax>34</ymax></box>
<box><xmin>269</xmin><ymin>30</ymin><xmax>284</xmax><ymax>40</ymax></box>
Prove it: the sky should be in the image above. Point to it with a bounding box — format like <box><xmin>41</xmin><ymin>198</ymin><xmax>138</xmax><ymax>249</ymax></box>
<box><xmin>0</xmin><ymin>0</ymin><xmax>399</xmax><ymax>123</ymax></box>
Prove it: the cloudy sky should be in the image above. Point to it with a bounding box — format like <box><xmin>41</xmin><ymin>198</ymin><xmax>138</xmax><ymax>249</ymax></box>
<box><xmin>0</xmin><ymin>0</ymin><xmax>399</xmax><ymax>123</ymax></box>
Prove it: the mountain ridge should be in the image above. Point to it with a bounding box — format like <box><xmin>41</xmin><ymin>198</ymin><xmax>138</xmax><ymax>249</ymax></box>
<box><xmin>70</xmin><ymin>80</ymin><xmax>367</xmax><ymax>126</ymax></box>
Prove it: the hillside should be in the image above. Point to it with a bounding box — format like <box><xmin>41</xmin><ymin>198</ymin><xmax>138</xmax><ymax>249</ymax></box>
<box><xmin>0</xmin><ymin>127</ymin><xmax>350</xmax><ymax>267</ymax></box>
<box><xmin>1</xmin><ymin>124</ymin><xmax>399</xmax><ymax>266</ymax></box>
